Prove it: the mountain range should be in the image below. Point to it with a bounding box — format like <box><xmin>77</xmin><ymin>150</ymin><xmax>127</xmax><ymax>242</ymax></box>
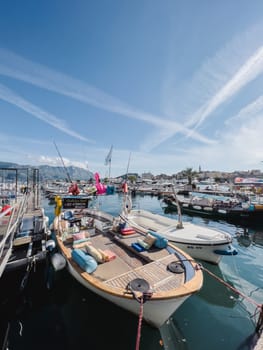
<box><xmin>0</xmin><ymin>162</ymin><xmax>93</xmax><ymax>181</ymax></box>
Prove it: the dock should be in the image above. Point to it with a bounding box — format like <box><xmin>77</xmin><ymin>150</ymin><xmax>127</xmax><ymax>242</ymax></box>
<box><xmin>0</xmin><ymin>169</ymin><xmax>48</xmax><ymax>278</ymax></box>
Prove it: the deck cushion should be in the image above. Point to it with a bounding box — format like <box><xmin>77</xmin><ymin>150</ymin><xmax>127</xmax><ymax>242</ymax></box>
<box><xmin>71</xmin><ymin>248</ymin><xmax>97</xmax><ymax>273</ymax></box>
<box><xmin>99</xmin><ymin>249</ymin><xmax>116</xmax><ymax>261</ymax></box>
<box><xmin>121</xmin><ymin>227</ymin><xmax>136</xmax><ymax>235</ymax></box>
<box><xmin>85</xmin><ymin>244</ymin><xmax>104</xmax><ymax>263</ymax></box>
<box><xmin>137</xmin><ymin>238</ymin><xmax>150</xmax><ymax>250</ymax></box>
<box><xmin>72</xmin><ymin>231</ymin><xmax>90</xmax><ymax>247</ymax></box>
<box><xmin>72</xmin><ymin>231</ymin><xmax>86</xmax><ymax>241</ymax></box>
<box><xmin>143</xmin><ymin>233</ymin><xmax>157</xmax><ymax>248</ymax></box>
<box><xmin>148</xmin><ymin>230</ymin><xmax>168</xmax><ymax>249</ymax></box>
<box><xmin>131</xmin><ymin>242</ymin><xmax>145</xmax><ymax>252</ymax></box>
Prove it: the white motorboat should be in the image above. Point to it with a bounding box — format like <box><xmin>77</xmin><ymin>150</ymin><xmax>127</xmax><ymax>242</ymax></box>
<box><xmin>120</xmin><ymin>208</ymin><xmax>237</xmax><ymax>264</ymax></box>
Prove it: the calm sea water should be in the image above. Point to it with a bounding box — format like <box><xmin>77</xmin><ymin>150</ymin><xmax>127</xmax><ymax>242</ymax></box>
<box><xmin>2</xmin><ymin>192</ymin><xmax>263</xmax><ymax>350</ymax></box>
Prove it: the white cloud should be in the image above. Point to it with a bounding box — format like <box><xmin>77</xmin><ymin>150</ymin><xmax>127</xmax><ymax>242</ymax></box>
<box><xmin>186</xmin><ymin>46</ymin><xmax>263</xmax><ymax>133</ymax></box>
<box><xmin>0</xmin><ymin>48</ymin><xmax>213</xmax><ymax>150</ymax></box>
<box><xmin>226</xmin><ymin>95</ymin><xmax>263</xmax><ymax>125</ymax></box>
<box><xmin>0</xmin><ymin>83</ymin><xmax>94</xmax><ymax>143</ymax></box>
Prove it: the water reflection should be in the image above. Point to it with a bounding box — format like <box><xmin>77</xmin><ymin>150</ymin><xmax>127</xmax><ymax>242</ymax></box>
<box><xmin>160</xmin><ymin>318</ymin><xmax>189</xmax><ymax>350</ymax></box>
<box><xmin>235</xmin><ymin>227</ymin><xmax>263</xmax><ymax>248</ymax></box>
<box><xmin>198</xmin><ymin>262</ymin><xmax>237</xmax><ymax>308</ymax></box>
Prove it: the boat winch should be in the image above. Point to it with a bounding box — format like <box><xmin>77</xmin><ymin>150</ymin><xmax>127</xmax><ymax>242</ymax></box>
<box><xmin>167</xmin><ymin>261</ymin><xmax>185</xmax><ymax>273</ymax></box>
<box><xmin>126</xmin><ymin>278</ymin><xmax>152</xmax><ymax>303</ymax></box>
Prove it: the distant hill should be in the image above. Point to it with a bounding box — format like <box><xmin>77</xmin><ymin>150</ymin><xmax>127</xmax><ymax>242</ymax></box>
<box><xmin>0</xmin><ymin>162</ymin><xmax>93</xmax><ymax>181</ymax></box>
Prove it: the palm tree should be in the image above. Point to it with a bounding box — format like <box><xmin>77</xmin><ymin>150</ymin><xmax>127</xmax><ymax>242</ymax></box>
<box><xmin>183</xmin><ymin>167</ymin><xmax>197</xmax><ymax>186</ymax></box>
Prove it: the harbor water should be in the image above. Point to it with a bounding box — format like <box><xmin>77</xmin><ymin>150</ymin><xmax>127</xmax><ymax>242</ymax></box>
<box><xmin>2</xmin><ymin>192</ymin><xmax>263</xmax><ymax>350</ymax></box>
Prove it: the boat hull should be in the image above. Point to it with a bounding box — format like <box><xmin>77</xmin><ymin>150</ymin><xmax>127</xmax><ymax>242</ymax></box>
<box><xmin>123</xmin><ymin>209</ymin><xmax>236</xmax><ymax>264</ymax></box>
<box><xmin>164</xmin><ymin>198</ymin><xmax>263</xmax><ymax>226</ymax></box>
<box><xmin>164</xmin><ymin>240</ymin><xmax>236</xmax><ymax>264</ymax></box>
<box><xmin>52</xmin><ymin>207</ymin><xmax>203</xmax><ymax>329</ymax></box>
<box><xmin>65</xmin><ymin>258</ymin><xmax>189</xmax><ymax>328</ymax></box>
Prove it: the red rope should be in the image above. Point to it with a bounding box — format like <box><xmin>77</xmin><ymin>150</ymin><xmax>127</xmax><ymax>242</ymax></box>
<box><xmin>135</xmin><ymin>297</ymin><xmax>144</xmax><ymax>350</ymax></box>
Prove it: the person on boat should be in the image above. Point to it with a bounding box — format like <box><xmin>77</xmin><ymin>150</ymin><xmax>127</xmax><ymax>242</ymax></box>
<box><xmin>68</xmin><ymin>182</ymin><xmax>80</xmax><ymax>195</ymax></box>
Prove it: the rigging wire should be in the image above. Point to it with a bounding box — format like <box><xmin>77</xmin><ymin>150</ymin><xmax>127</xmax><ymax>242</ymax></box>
<box><xmin>53</xmin><ymin>140</ymin><xmax>73</xmax><ymax>184</ymax></box>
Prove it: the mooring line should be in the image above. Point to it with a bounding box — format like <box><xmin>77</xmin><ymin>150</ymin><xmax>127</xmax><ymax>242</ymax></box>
<box><xmin>200</xmin><ymin>264</ymin><xmax>263</xmax><ymax>333</ymax></box>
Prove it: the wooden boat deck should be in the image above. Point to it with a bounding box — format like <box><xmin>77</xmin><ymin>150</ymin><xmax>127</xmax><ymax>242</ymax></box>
<box><xmin>61</xmin><ymin>225</ymin><xmax>185</xmax><ymax>291</ymax></box>
<box><xmin>104</xmin><ymin>254</ymin><xmax>184</xmax><ymax>292</ymax></box>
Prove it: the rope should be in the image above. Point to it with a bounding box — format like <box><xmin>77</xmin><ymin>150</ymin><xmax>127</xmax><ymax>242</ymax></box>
<box><xmin>256</xmin><ymin>304</ymin><xmax>263</xmax><ymax>334</ymax></box>
<box><xmin>200</xmin><ymin>264</ymin><xmax>263</xmax><ymax>333</ymax></box>
<box><xmin>135</xmin><ymin>297</ymin><xmax>144</xmax><ymax>350</ymax></box>
<box><xmin>201</xmin><ymin>265</ymin><xmax>261</xmax><ymax>308</ymax></box>
<box><xmin>126</xmin><ymin>281</ymin><xmax>153</xmax><ymax>350</ymax></box>
<box><xmin>18</xmin><ymin>321</ymin><xmax>23</xmax><ymax>336</ymax></box>
<box><xmin>19</xmin><ymin>256</ymin><xmax>36</xmax><ymax>291</ymax></box>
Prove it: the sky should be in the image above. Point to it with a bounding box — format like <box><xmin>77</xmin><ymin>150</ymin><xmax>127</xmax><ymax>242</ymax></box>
<box><xmin>1</xmin><ymin>1</ymin><xmax>263</xmax><ymax>178</ymax></box>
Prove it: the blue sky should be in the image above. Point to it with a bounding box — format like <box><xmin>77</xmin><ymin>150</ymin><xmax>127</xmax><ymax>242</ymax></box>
<box><xmin>1</xmin><ymin>1</ymin><xmax>263</xmax><ymax>178</ymax></box>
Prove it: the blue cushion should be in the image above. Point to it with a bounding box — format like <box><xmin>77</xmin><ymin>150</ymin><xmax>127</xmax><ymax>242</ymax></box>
<box><xmin>64</xmin><ymin>210</ymin><xmax>74</xmax><ymax>220</ymax></box>
<box><xmin>131</xmin><ymin>242</ymin><xmax>145</xmax><ymax>252</ymax></box>
<box><xmin>148</xmin><ymin>230</ymin><xmax>168</xmax><ymax>249</ymax></box>
<box><xmin>71</xmin><ymin>248</ymin><xmax>97</xmax><ymax>273</ymax></box>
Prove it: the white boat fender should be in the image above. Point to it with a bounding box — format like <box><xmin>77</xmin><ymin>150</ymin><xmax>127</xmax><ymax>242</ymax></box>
<box><xmin>167</xmin><ymin>261</ymin><xmax>184</xmax><ymax>274</ymax></box>
<box><xmin>46</xmin><ymin>229</ymin><xmax>52</xmax><ymax>237</ymax></box>
<box><xmin>50</xmin><ymin>252</ymin><xmax>67</xmax><ymax>271</ymax></box>
<box><xmin>214</xmin><ymin>245</ymin><xmax>238</xmax><ymax>256</ymax></box>
<box><xmin>44</xmin><ymin>216</ymin><xmax>50</xmax><ymax>226</ymax></box>
<box><xmin>46</xmin><ymin>239</ymin><xmax>56</xmax><ymax>252</ymax></box>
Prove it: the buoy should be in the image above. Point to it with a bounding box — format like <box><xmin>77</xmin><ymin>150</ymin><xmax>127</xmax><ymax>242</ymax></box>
<box><xmin>46</xmin><ymin>239</ymin><xmax>56</xmax><ymax>252</ymax></box>
<box><xmin>50</xmin><ymin>253</ymin><xmax>66</xmax><ymax>271</ymax></box>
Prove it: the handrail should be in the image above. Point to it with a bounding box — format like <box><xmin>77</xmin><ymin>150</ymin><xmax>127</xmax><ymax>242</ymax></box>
<box><xmin>0</xmin><ymin>194</ymin><xmax>29</xmax><ymax>274</ymax></box>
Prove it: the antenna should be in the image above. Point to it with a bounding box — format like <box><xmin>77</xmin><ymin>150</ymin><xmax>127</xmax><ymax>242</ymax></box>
<box><xmin>53</xmin><ymin>140</ymin><xmax>73</xmax><ymax>183</ymax></box>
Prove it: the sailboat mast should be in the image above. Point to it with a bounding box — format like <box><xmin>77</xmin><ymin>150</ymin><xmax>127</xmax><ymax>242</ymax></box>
<box><xmin>53</xmin><ymin>140</ymin><xmax>73</xmax><ymax>183</ymax></box>
<box><xmin>125</xmin><ymin>152</ymin><xmax>131</xmax><ymax>181</ymax></box>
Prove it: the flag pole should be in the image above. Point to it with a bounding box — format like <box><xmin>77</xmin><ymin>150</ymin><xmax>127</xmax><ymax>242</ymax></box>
<box><xmin>105</xmin><ymin>145</ymin><xmax>113</xmax><ymax>180</ymax></box>
<box><xmin>109</xmin><ymin>158</ymin><xmax>111</xmax><ymax>180</ymax></box>
<box><xmin>126</xmin><ymin>152</ymin><xmax>131</xmax><ymax>178</ymax></box>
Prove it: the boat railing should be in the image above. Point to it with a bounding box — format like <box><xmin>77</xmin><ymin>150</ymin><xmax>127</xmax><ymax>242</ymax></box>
<box><xmin>0</xmin><ymin>193</ymin><xmax>29</xmax><ymax>276</ymax></box>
